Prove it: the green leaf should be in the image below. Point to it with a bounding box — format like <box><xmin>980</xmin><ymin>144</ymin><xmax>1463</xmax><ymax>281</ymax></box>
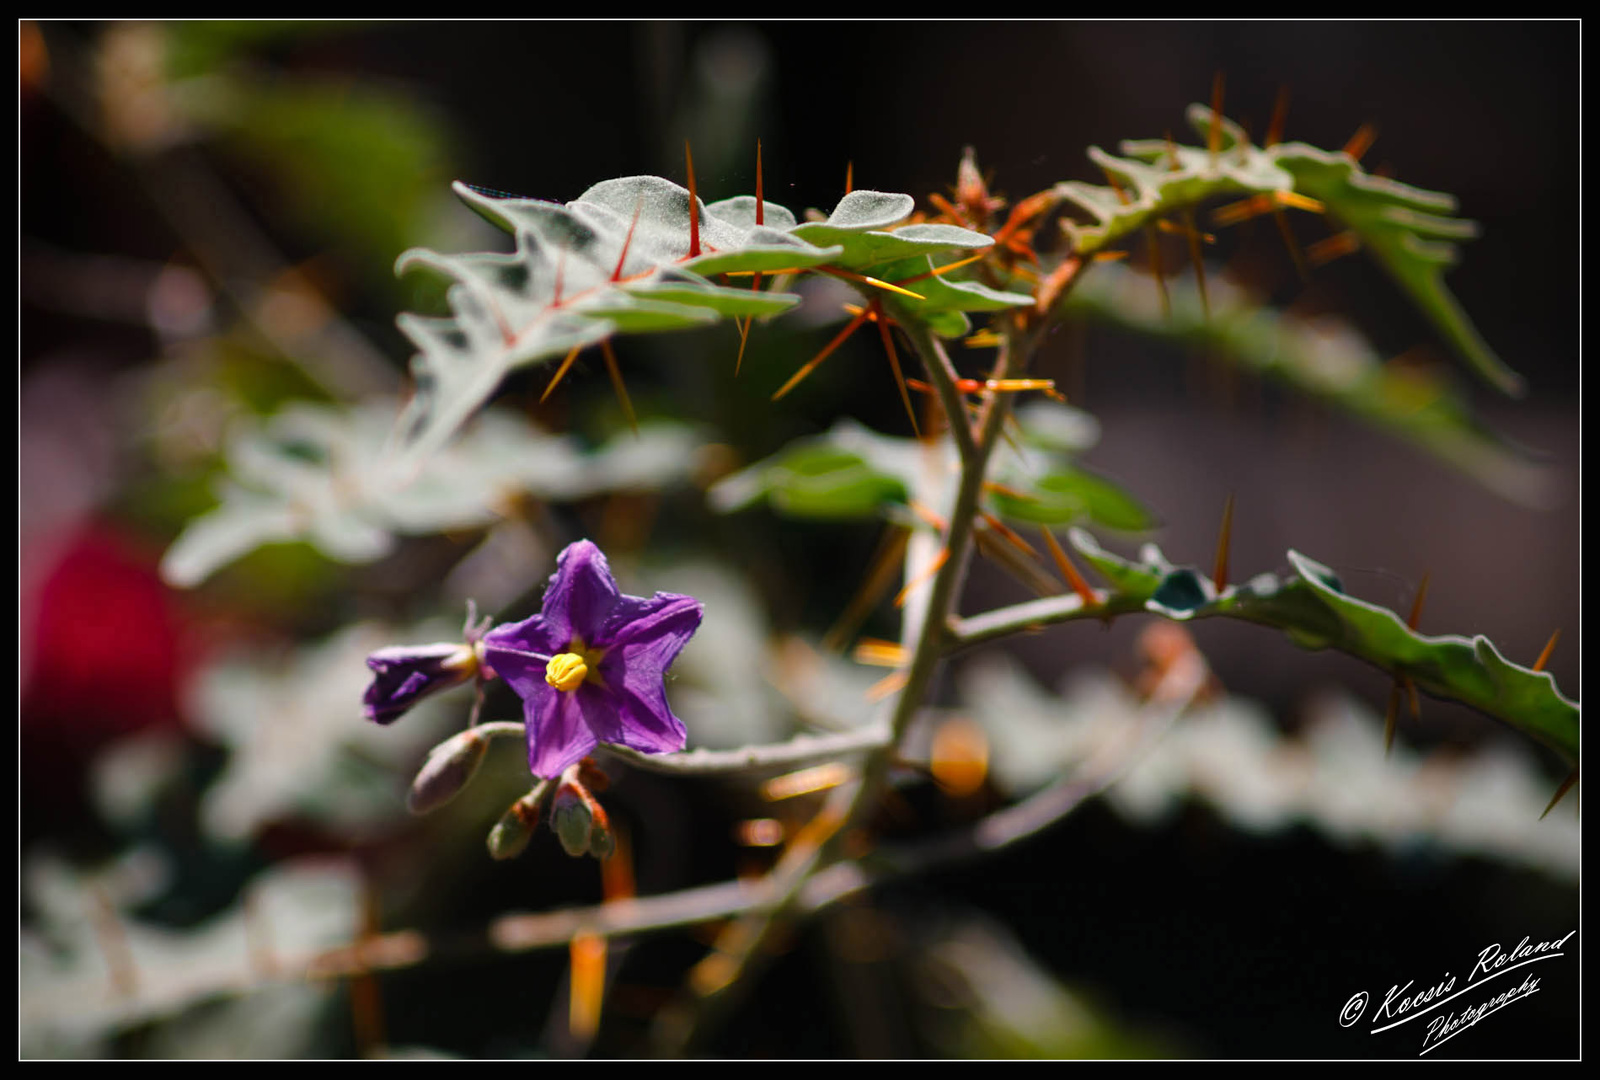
<box><xmin>709</xmin><ymin>439</ymin><xmax>908</xmax><ymax>520</ymax></box>
<box><xmin>1012</xmin><ymin>400</ymin><xmax>1102</xmax><ymax>455</ymax></box>
<box><xmin>1049</xmin><ymin>105</ymin><xmax>1521</xmax><ymax>395</ymax></box>
<box><xmin>987</xmin><ymin>466</ymin><xmax>1158</xmax><ymax>532</ymax></box>
<box><xmin>1268</xmin><ymin>138</ymin><xmax>1522</xmax><ymax>396</ymax></box>
<box><xmin>161</xmin><ymin>402</ymin><xmax>704</xmax><ymax>587</ymax></box>
<box><xmin>393</xmin><ymin>178</ymin><xmax>823</xmax><ymax>466</ymax></box>
<box><xmin>1065</xmin><ymin>530</ymin><xmax>1578</xmax><ymax>761</ymax></box>
<box><xmin>791</xmin><ymin>191</ymin><xmax>999</xmax><ymax>271</ymax></box>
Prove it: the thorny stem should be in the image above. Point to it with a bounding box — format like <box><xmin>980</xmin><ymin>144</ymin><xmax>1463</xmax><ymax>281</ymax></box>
<box><xmin>451</xmin><ymin>252</ymin><xmax>1098</xmax><ymax>1056</ymax></box>
<box><xmin>458</xmin><ymin>721</ymin><xmax>891</xmax><ymax>776</ymax></box>
<box><xmin>897</xmin><ymin>318</ymin><xmax>978</xmax><ymax>466</ymax></box>
<box><xmin>651</xmin><ymin>294</ymin><xmax>1066</xmax><ymax>1055</ymax></box>
<box><xmin>947</xmin><ymin>589</ymin><xmax>1151</xmax><ymax>650</ymax></box>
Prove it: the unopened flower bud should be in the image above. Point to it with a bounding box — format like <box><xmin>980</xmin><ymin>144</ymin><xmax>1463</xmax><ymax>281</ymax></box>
<box><xmin>550</xmin><ymin>783</ymin><xmax>594</xmax><ymax>858</ymax></box>
<box><xmin>408</xmin><ymin>728</ymin><xmax>490</xmax><ymax>815</ymax></box>
<box><xmin>587</xmin><ymin>806</ymin><xmax>615</xmax><ymax>860</ymax></box>
<box><xmin>487</xmin><ymin>782</ymin><xmax>548</xmax><ymax>861</ymax></box>
<box><xmin>363</xmin><ymin>641</ymin><xmax>479</xmax><ymax>725</ymax></box>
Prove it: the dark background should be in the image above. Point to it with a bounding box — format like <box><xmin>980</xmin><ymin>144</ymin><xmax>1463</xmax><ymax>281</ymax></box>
<box><xmin>21</xmin><ymin>21</ymin><xmax>1578</xmax><ymax>1058</ymax></box>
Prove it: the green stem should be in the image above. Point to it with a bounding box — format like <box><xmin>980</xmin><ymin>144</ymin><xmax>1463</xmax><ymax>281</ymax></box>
<box><xmin>653</xmin><ymin>317</ymin><xmax>1033</xmax><ymax>1056</ymax></box>
<box><xmin>948</xmin><ymin>590</ymin><xmax>1147</xmax><ymax>650</ymax></box>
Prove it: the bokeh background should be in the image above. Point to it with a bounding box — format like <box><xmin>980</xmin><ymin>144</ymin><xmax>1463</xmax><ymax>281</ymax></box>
<box><xmin>21</xmin><ymin>21</ymin><xmax>1577</xmax><ymax>1058</ymax></box>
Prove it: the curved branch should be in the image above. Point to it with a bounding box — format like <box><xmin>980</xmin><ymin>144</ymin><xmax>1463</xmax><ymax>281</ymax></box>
<box><xmin>457</xmin><ymin>720</ymin><xmax>891</xmax><ymax>775</ymax></box>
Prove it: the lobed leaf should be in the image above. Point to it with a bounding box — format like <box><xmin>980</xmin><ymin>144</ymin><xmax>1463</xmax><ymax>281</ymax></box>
<box><xmin>1049</xmin><ymin>105</ymin><xmax>1520</xmax><ymax>395</ymax></box>
<box><xmin>161</xmin><ymin>402</ymin><xmax>704</xmax><ymax>587</ymax></box>
<box><xmin>1065</xmin><ymin>530</ymin><xmax>1578</xmax><ymax>761</ymax></box>
<box><xmin>393</xmin><ymin>179</ymin><xmax>830</xmax><ymax>466</ymax></box>
<box><xmin>792</xmin><ymin>191</ymin><xmax>1000</xmax><ymax>271</ymax></box>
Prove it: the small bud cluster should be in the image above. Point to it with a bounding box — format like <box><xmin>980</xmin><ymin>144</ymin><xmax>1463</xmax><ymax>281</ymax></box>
<box><xmin>548</xmin><ymin>761</ymin><xmax>615</xmax><ymax>859</ymax></box>
<box><xmin>482</xmin><ymin>759</ymin><xmax>614</xmax><ymax>862</ymax></box>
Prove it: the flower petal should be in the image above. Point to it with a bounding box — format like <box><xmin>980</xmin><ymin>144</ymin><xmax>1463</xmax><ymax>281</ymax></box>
<box><xmin>589</xmin><ymin>592</ymin><xmax>702</xmax><ymax>754</ymax></box>
<box><xmin>588</xmin><ymin>682</ymin><xmax>689</xmax><ymax>756</ymax></box>
<box><xmin>522</xmin><ymin>682</ymin><xmax>602</xmax><ymax>779</ymax></box>
<box><xmin>599</xmin><ymin>591</ymin><xmax>704</xmax><ymax>665</ymax></box>
<box><xmin>363</xmin><ymin>642</ymin><xmax>474</xmax><ymax>724</ymax></box>
<box><xmin>482</xmin><ymin>615</ymin><xmax>565</xmax><ymax>690</ymax></box>
<box><xmin>539</xmin><ymin>540</ymin><xmax>622</xmax><ymax>647</ymax></box>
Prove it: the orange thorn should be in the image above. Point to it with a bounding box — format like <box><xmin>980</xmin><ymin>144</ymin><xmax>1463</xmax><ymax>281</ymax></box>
<box><xmin>1099</xmin><ymin>165</ymin><xmax>1131</xmax><ymax>206</ymax></box>
<box><xmin>1212</xmin><ymin>492</ymin><xmax>1234</xmax><ymax>592</ymax></box>
<box><xmin>722</xmin><ymin>266</ymin><xmax>806</xmax><ymax>278</ymax></box>
<box><xmin>1306</xmin><ymin>230</ymin><xmax>1361</xmax><ymax>267</ymax></box>
<box><xmin>895</xmin><ymin>545</ymin><xmax>950</xmax><ymax>608</ymax></box>
<box><xmin>772</xmin><ymin>307</ymin><xmax>873</xmax><ymax>400</ymax></box>
<box><xmin>1208</xmin><ymin>71</ymin><xmax>1226</xmax><ymax>163</ymax></box>
<box><xmin>1036</xmin><ymin>252</ymin><xmax>1086</xmax><ymax>316</ymax></box>
<box><xmin>844</xmin><ymin>160</ymin><xmax>854</xmax><ymax>195</ymax></box>
<box><xmin>818</xmin><ymin>265</ymin><xmax>926</xmax><ymax>301</ymax></box>
<box><xmin>1405</xmin><ymin>572</ymin><xmax>1430</xmax><ymax>631</ymax></box>
<box><xmin>1144</xmin><ymin>225</ymin><xmax>1170</xmax><ymax>318</ymax></box>
<box><xmin>600</xmin><ymin>818</ymin><xmax>635</xmax><ymax>898</ymax></box>
<box><xmin>895</xmin><ymin>252</ymin><xmax>985</xmax><ymax>287</ymax></box>
<box><xmin>873</xmin><ymin>299</ymin><xmax>919</xmax><ymax>436</ymax></box>
<box><xmin>684</xmin><ymin>140</ymin><xmax>701</xmax><ymax>258</ymax></box>
<box><xmin>928</xmin><ymin>192</ymin><xmax>968</xmax><ymax>227</ymax></box>
<box><xmin>1274</xmin><ymin>190</ymin><xmax>1324</xmax><ymax>214</ymax></box>
<box><xmin>1182</xmin><ymin>208</ymin><xmax>1209</xmax><ymax>319</ymax></box>
<box><xmin>823</xmin><ymin>525</ymin><xmax>910</xmax><ymax>652</ymax></box>
<box><xmin>851</xmin><ymin>637</ymin><xmax>910</xmax><ymax>668</ymax></box>
<box><xmin>1265</xmin><ymin>86</ymin><xmax>1290</xmax><ymax>148</ymax></box>
<box><xmin>1540</xmin><ymin>768</ymin><xmax>1579</xmax><ymax>820</ymax></box>
<box><xmin>1092</xmin><ymin>250</ymin><xmax>1130</xmax><ymax>262</ymax></box>
<box><xmin>1531</xmin><ymin>628</ymin><xmax>1561</xmax><ymax>673</ymax></box>
<box><xmin>1273</xmin><ymin>210</ymin><xmax>1310</xmax><ymax>282</ymax></box>
<box><xmin>1041</xmin><ymin>526</ymin><xmax>1099</xmax><ymax>609</ymax></box>
<box><xmin>1383</xmin><ymin>680</ymin><xmax>1401</xmax><ymax>753</ymax></box>
<box><xmin>600</xmin><ymin>338</ymin><xmax>638</xmax><ymax>434</ymax></box>
<box><xmin>1342</xmin><ymin>123</ymin><xmax>1378</xmax><ymax>163</ymax></box>
<box><xmin>1212</xmin><ymin>193</ymin><xmax>1276</xmax><ymax>228</ymax></box>
<box><xmin>568</xmin><ymin>930</ymin><xmax>607</xmax><ymax>1041</ymax></box>
<box><xmin>1157</xmin><ymin>218</ymin><xmax>1216</xmax><ymax>244</ymax></box>
<box><xmin>905</xmin><ymin>498</ymin><xmax>948</xmax><ymax>532</ymax></box>
<box><xmin>735</xmin><ymin>310</ymin><xmax>752</xmax><ymax>376</ymax></box>
<box><xmin>979</xmin><ymin>510</ymin><xmax>1041</xmax><ymax>561</ymax></box>
<box><xmin>1403</xmin><ymin>675</ymin><xmax>1421</xmax><ymax>721</ymax></box>
<box><xmin>553</xmin><ymin>249</ymin><xmax>568</xmax><ymax>305</ymax></box>
<box><xmin>982</xmin><ymin>480</ymin><xmax>1034</xmax><ymax>501</ymax></box>
<box><xmin>542</xmin><ymin>345</ymin><xmax>584</xmax><ymax>404</ymax></box>
<box><xmin>866</xmin><ymin>669</ymin><xmax>909</xmax><ymax>703</ymax></box>
<box><xmin>754</xmin><ymin>139</ymin><xmax>764</xmax><ymax>226</ymax></box>
<box><xmin>976</xmin><ymin>379</ymin><xmax>1063</xmax><ymax>398</ymax></box>
<box><xmin>612</xmin><ymin>195</ymin><xmax>645</xmax><ymax>282</ymax></box>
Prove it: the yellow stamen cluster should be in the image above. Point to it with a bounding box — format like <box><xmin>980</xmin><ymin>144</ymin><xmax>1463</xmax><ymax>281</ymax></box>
<box><xmin>545</xmin><ymin>652</ymin><xmax>589</xmax><ymax>692</ymax></box>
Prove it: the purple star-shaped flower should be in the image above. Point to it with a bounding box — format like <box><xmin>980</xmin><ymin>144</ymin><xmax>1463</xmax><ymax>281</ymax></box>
<box><xmin>482</xmin><ymin>540</ymin><xmax>703</xmax><ymax>779</ymax></box>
